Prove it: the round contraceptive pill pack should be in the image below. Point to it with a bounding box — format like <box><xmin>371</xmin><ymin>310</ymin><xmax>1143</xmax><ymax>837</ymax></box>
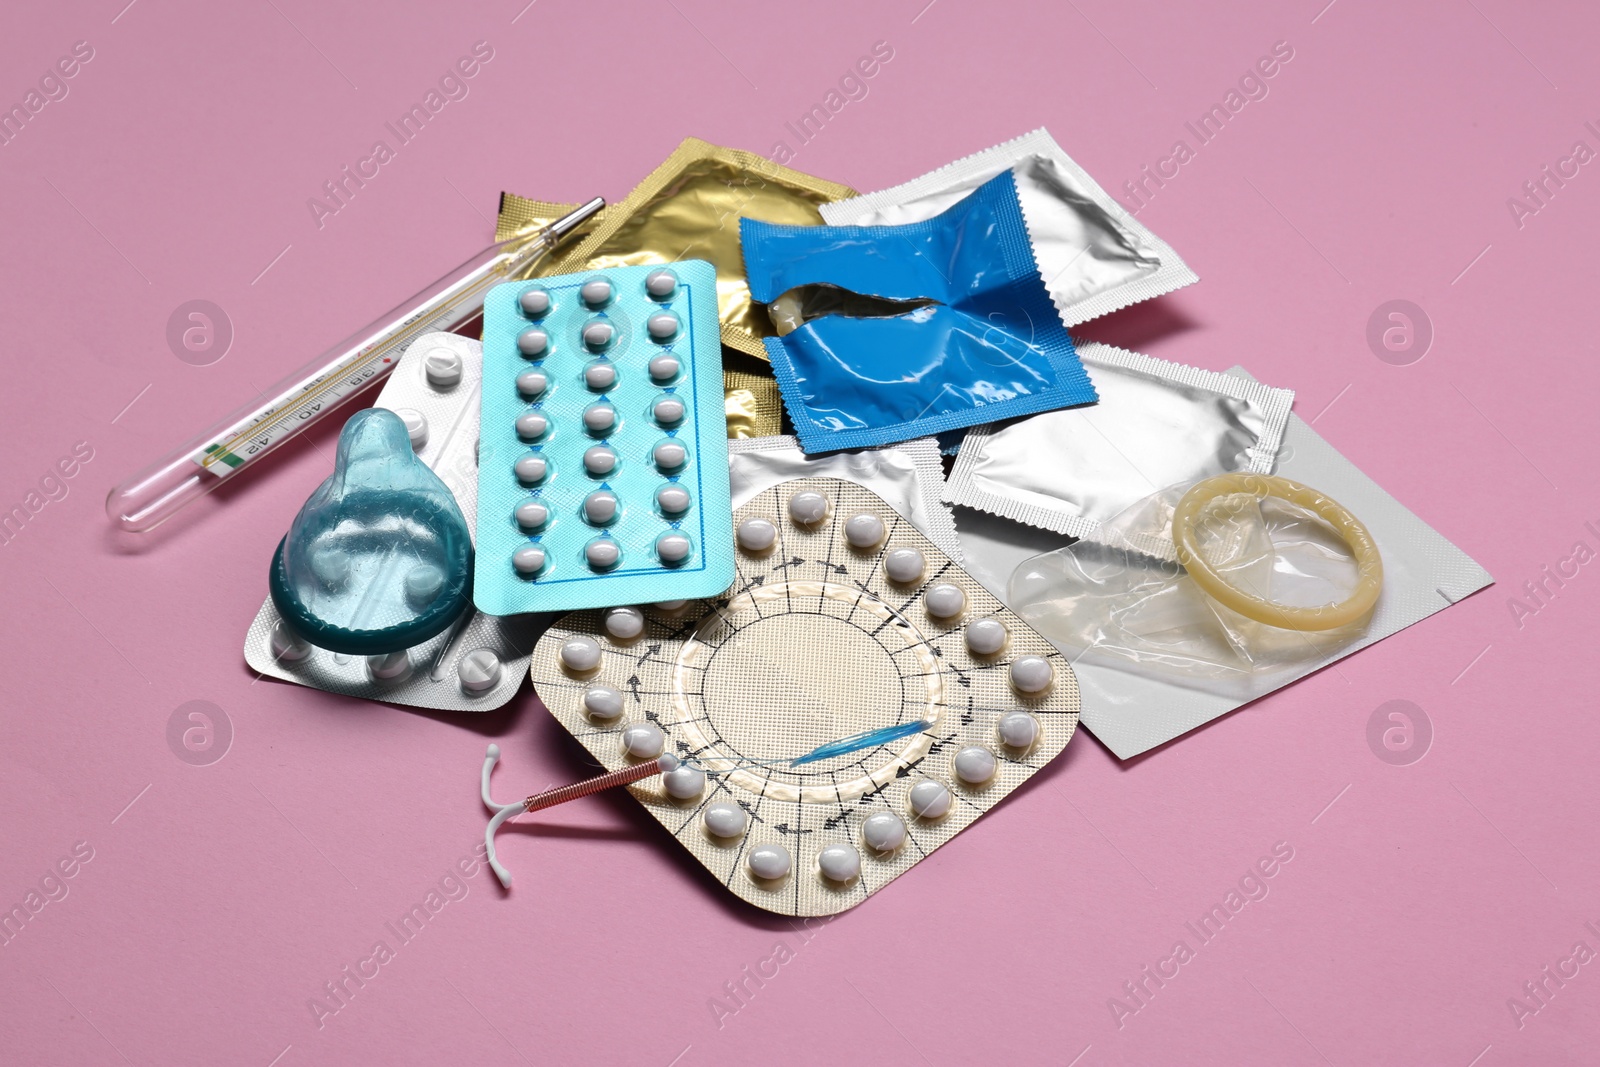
<box><xmin>245</xmin><ymin>332</ymin><xmax>543</xmax><ymax>711</ymax></box>
<box><xmin>474</xmin><ymin>261</ymin><xmax>735</xmax><ymax>616</ymax></box>
<box><xmin>528</xmin><ymin>478</ymin><xmax>1080</xmax><ymax>917</ymax></box>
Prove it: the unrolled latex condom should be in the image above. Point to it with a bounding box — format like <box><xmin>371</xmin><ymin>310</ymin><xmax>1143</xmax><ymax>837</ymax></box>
<box><xmin>269</xmin><ymin>408</ymin><xmax>472</xmax><ymax>655</ymax></box>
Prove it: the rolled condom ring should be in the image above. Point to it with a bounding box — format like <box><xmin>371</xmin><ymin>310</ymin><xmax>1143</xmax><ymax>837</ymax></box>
<box><xmin>1171</xmin><ymin>473</ymin><xmax>1382</xmax><ymax>632</ymax></box>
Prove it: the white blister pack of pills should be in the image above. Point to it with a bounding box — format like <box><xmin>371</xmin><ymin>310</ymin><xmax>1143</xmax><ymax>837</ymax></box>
<box><xmin>244</xmin><ymin>331</ymin><xmax>544</xmax><ymax>711</ymax></box>
<box><xmin>526</xmin><ymin>477</ymin><xmax>1080</xmax><ymax>916</ymax></box>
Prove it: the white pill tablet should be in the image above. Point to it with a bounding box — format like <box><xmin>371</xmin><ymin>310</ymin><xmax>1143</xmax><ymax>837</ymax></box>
<box><xmin>647</xmin><ymin>312</ymin><xmax>679</xmax><ymax>342</ymax></box>
<box><xmin>584</xmin><ymin>362</ymin><xmax>617</xmax><ymax>390</ymax></box>
<box><xmin>585</xmin><ymin>539</ymin><xmax>621</xmax><ymax>570</ymax></box>
<box><xmin>736</xmin><ymin>517</ymin><xmax>776</xmax><ymax>551</ymax></box>
<box><xmin>965</xmin><ymin>617</ymin><xmax>1008</xmax><ymax>655</ymax></box>
<box><xmin>953</xmin><ymin>745</ymin><xmax>998</xmax><ymax>785</ymax></box>
<box><xmin>395</xmin><ymin>408</ymin><xmax>428</xmax><ymax>450</ymax></box>
<box><xmin>704</xmin><ymin>802</ymin><xmax>747</xmax><ymax>839</ymax></box>
<box><xmin>908</xmin><ymin>778</ymin><xmax>952</xmax><ymax>819</ymax></box>
<box><xmin>654</xmin><ymin>600</ymin><xmax>689</xmax><ymax>614</ymax></box>
<box><xmin>818</xmin><ymin>843</ymin><xmax>861</xmax><ymax>882</ymax></box>
<box><xmin>884</xmin><ymin>546</ymin><xmax>926</xmax><ymax>583</ymax></box>
<box><xmin>656</xmin><ymin>532</ymin><xmax>692</xmax><ymax>564</ymax></box>
<box><xmin>603</xmin><ymin>606</ymin><xmax>645</xmax><ymax>640</ymax></box>
<box><xmin>788</xmin><ymin>491</ymin><xmax>829</xmax><ymax>525</ymax></box>
<box><xmin>844</xmin><ymin>513</ymin><xmax>885</xmax><ymax>548</ymax></box>
<box><xmin>580</xmin><ymin>278</ymin><xmax>613</xmax><ymax>307</ymax></box>
<box><xmin>621</xmin><ymin>721</ymin><xmax>665</xmax><ymax>759</ymax></box>
<box><xmin>514</xmin><ymin>500</ymin><xmax>549</xmax><ymax>531</ymax></box>
<box><xmin>997</xmin><ymin>711</ymin><xmax>1040</xmax><ymax>749</ymax></box>
<box><xmin>404</xmin><ymin>563</ymin><xmax>445</xmax><ymax>606</ymax></box>
<box><xmin>517</xmin><ymin>327</ymin><xmax>549</xmax><ymax>358</ymax></box>
<box><xmin>648</xmin><ymin>353</ymin><xmax>680</xmax><ymax>381</ymax></box>
<box><xmin>662</xmin><ymin>761</ymin><xmax>705</xmax><ymax>799</ymax></box>
<box><xmin>559</xmin><ymin>635</ymin><xmax>602</xmax><ymax>671</ymax></box>
<box><xmin>458</xmin><ymin>649</ymin><xmax>502</xmax><ymax>694</ymax></box>
<box><xmin>269</xmin><ymin>619</ymin><xmax>311</xmax><ymax>664</ymax></box>
<box><xmin>519</xmin><ymin>288</ymin><xmax>551</xmax><ymax>318</ymax></box>
<box><xmin>1010</xmin><ymin>655</ymin><xmax>1054</xmax><ymax>693</ymax></box>
<box><xmin>511</xmin><ymin>544</ymin><xmax>546</xmax><ymax>577</ymax></box>
<box><xmin>583</xmin><ymin>490</ymin><xmax>619</xmax><ymax>525</ymax></box>
<box><xmin>583</xmin><ymin>403</ymin><xmax>617</xmax><ymax>434</ymax></box>
<box><xmin>862</xmin><ymin>811</ymin><xmax>906</xmax><ymax>852</ymax></box>
<box><xmin>516</xmin><ymin>369</ymin><xmax>548</xmax><ymax>399</ymax></box>
<box><xmin>749</xmin><ymin>843</ymin><xmax>791</xmax><ymax>880</ymax></box>
<box><xmin>583</xmin><ymin>685</ymin><xmax>624</xmax><ymax>720</ymax></box>
<box><xmin>583</xmin><ymin>445</ymin><xmax>618</xmax><ymax>475</ymax></box>
<box><xmin>582</xmin><ymin>322</ymin><xmax>614</xmax><ymax>352</ymax></box>
<box><xmin>924</xmin><ymin>582</ymin><xmax>966</xmax><ymax>618</ymax></box>
<box><xmin>513</xmin><ymin>454</ymin><xmax>548</xmax><ymax>485</ymax></box>
<box><xmin>645</xmin><ymin>269</ymin><xmax>677</xmax><ymax>300</ymax></box>
<box><xmin>368</xmin><ymin>650</ymin><xmax>411</xmax><ymax>681</ymax></box>
<box><xmin>656</xmin><ymin>484</ymin><xmax>691</xmax><ymax>515</ymax></box>
<box><xmin>653</xmin><ymin>396</ymin><xmax>685</xmax><ymax>426</ymax></box>
<box><xmin>653</xmin><ymin>440</ymin><xmax>687</xmax><ymax>471</ymax></box>
<box><xmin>311</xmin><ymin>546</ymin><xmax>351</xmax><ymax>589</ymax></box>
<box><xmin>423</xmin><ymin>347</ymin><xmax>462</xmax><ymax>388</ymax></box>
<box><xmin>515</xmin><ymin>411</ymin><xmax>549</xmax><ymax>441</ymax></box>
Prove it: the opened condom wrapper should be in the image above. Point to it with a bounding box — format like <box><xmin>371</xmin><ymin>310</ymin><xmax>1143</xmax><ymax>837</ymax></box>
<box><xmin>742</xmin><ymin>171</ymin><xmax>1097</xmax><ymax>453</ymax></box>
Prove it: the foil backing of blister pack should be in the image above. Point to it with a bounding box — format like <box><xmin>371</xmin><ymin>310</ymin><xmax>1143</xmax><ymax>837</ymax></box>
<box><xmin>727</xmin><ymin>435</ymin><xmax>960</xmax><ymax>559</ymax></box>
<box><xmin>944</xmin><ymin>342</ymin><xmax>1295</xmax><ymax>539</ymax></box>
<box><xmin>527</xmin><ymin>478</ymin><xmax>1079</xmax><ymax>917</ymax></box>
<box><xmin>244</xmin><ymin>332</ymin><xmax>544</xmax><ymax>711</ymax></box>
<box><xmin>821</xmin><ymin>129</ymin><xmax>1198</xmax><ymax>327</ymax></box>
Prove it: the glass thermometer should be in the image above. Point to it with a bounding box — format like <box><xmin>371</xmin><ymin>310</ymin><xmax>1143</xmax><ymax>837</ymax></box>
<box><xmin>106</xmin><ymin>197</ymin><xmax>603</xmax><ymax>533</ymax></box>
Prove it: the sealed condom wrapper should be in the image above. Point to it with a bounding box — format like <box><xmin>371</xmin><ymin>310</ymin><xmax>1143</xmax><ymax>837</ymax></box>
<box><xmin>945</xmin><ymin>342</ymin><xmax>1295</xmax><ymax>539</ymax></box>
<box><xmin>727</xmin><ymin>434</ymin><xmax>961</xmax><ymax>559</ymax></box>
<box><xmin>821</xmin><ymin>128</ymin><xmax>1198</xmax><ymax>327</ymax></box>
<box><xmin>528</xmin><ymin>477</ymin><xmax>1079</xmax><ymax>917</ymax></box>
<box><xmin>742</xmin><ymin>171</ymin><xmax>1097</xmax><ymax>454</ymax></box>
<box><xmin>246</xmin><ymin>332</ymin><xmax>544</xmax><ymax>711</ymax></box>
<box><xmin>554</xmin><ymin>137</ymin><xmax>856</xmax><ymax>360</ymax></box>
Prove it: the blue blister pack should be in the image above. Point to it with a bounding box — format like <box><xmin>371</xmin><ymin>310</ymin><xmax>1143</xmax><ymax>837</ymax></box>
<box><xmin>741</xmin><ymin>171</ymin><xmax>1096</xmax><ymax>455</ymax></box>
<box><xmin>474</xmin><ymin>260</ymin><xmax>734</xmax><ymax>615</ymax></box>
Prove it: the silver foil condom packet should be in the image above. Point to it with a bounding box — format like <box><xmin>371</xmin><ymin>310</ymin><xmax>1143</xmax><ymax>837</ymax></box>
<box><xmin>820</xmin><ymin>128</ymin><xmax>1198</xmax><ymax>327</ymax></box>
<box><xmin>944</xmin><ymin>342</ymin><xmax>1295</xmax><ymax>540</ymax></box>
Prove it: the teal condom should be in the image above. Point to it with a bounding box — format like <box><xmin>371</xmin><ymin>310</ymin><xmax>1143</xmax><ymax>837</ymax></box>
<box><xmin>269</xmin><ymin>408</ymin><xmax>473</xmax><ymax>655</ymax></box>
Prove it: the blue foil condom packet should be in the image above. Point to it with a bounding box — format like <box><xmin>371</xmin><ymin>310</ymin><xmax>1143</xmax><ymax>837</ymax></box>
<box><xmin>740</xmin><ymin>171</ymin><xmax>1096</xmax><ymax>454</ymax></box>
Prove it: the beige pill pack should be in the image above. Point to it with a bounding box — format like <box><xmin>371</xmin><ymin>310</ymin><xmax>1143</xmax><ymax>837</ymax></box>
<box><xmin>244</xmin><ymin>332</ymin><xmax>542</xmax><ymax>711</ymax></box>
<box><xmin>528</xmin><ymin>477</ymin><xmax>1080</xmax><ymax>916</ymax></box>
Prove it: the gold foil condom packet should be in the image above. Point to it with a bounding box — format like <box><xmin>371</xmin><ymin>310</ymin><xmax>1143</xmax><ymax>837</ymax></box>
<box><xmin>495</xmin><ymin>138</ymin><xmax>854</xmax><ymax>435</ymax></box>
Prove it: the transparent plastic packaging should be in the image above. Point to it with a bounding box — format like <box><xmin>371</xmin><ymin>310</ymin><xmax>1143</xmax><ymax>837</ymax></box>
<box><xmin>1008</xmin><ymin>474</ymin><xmax>1382</xmax><ymax>694</ymax></box>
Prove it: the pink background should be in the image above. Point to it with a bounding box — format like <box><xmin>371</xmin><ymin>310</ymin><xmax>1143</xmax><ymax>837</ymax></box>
<box><xmin>2</xmin><ymin>0</ymin><xmax>1596</xmax><ymax>1063</ymax></box>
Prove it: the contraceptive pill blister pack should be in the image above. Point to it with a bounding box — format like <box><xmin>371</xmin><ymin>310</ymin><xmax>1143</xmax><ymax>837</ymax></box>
<box><xmin>245</xmin><ymin>332</ymin><xmax>544</xmax><ymax>711</ymax></box>
<box><xmin>528</xmin><ymin>477</ymin><xmax>1079</xmax><ymax>916</ymax></box>
<box><xmin>474</xmin><ymin>261</ymin><xmax>734</xmax><ymax>615</ymax></box>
